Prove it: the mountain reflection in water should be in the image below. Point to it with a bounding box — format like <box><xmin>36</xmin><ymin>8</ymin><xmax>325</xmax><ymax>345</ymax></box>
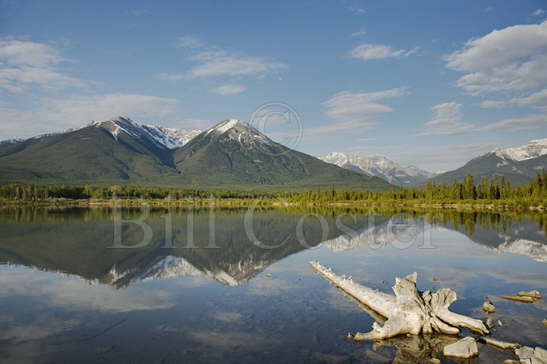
<box><xmin>0</xmin><ymin>208</ymin><xmax>545</xmax><ymax>288</ymax></box>
<box><xmin>0</xmin><ymin>207</ymin><xmax>546</xmax><ymax>364</ymax></box>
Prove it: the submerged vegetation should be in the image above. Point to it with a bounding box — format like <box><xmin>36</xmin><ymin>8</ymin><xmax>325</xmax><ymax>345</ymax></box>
<box><xmin>0</xmin><ymin>172</ymin><xmax>545</xmax><ymax>210</ymax></box>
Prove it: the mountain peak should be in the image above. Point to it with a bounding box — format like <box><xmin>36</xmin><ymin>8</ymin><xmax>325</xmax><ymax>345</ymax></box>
<box><xmin>91</xmin><ymin>115</ymin><xmax>136</xmax><ymax>127</ymax></box>
<box><xmin>200</xmin><ymin>119</ymin><xmax>271</xmax><ymax>147</ymax></box>
<box><xmin>492</xmin><ymin>138</ymin><xmax>547</xmax><ymax>161</ymax></box>
<box><xmin>320</xmin><ymin>152</ymin><xmax>435</xmax><ymax>185</ymax></box>
<box><xmin>432</xmin><ymin>137</ymin><xmax>547</xmax><ymax>185</ymax></box>
<box><xmin>206</xmin><ymin>119</ymin><xmax>252</xmax><ymax>135</ymax></box>
<box><xmin>89</xmin><ymin>117</ymin><xmax>201</xmax><ymax>149</ymax></box>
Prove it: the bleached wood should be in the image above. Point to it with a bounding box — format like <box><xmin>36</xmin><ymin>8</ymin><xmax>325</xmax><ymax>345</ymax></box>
<box><xmin>310</xmin><ymin>261</ymin><xmax>489</xmax><ymax>340</ymax></box>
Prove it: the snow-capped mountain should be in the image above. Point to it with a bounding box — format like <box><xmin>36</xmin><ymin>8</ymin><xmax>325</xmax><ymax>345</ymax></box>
<box><xmin>100</xmin><ymin>253</ymin><xmax>275</xmax><ymax>288</ymax></box>
<box><xmin>493</xmin><ymin>138</ymin><xmax>547</xmax><ymax>161</ymax></box>
<box><xmin>204</xmin><ymin>119</ymin><xmax>271</xmax><ymax>146</ymax></box>
<box><xmin>320</xmin><ymin>152</ymin><xmax>435</xmax><ymax>185</ymax></box>
<box><xmin>0</xmin><ymin>117</ymin><xmax>389</xmax><ymax>189</ymax></box>
<box><xmin>320</xmin><ymin>217</ymin><xmax>425</xmax><ymax>251</ymax></box>
<box><xmin>173</xmin><ymin>120</ymin><xmax>390</xmax><ymax>187</ymax></box>
<box><xmin>1</xmin><ymin>116</ymin><xmax>201</xmax><ymax>150</ymax></box>
<box><xmin>433</xmin><ymin>138</ymin><xmax>547</xmax><ymax>185</ymax></box>
<box><xmin>93</xmin><ymin>116</ymin><xmax>201</xmax><ymax>149</ymax></box>
<box><xmin>492</xmin><ymin>240</ymin><xmax>547</xmax><ymax>263</ymax></box>
<box><xmin>321</xmin><ymin>216</ymin><xmax>547</xmax><ymax>263</ymax></box>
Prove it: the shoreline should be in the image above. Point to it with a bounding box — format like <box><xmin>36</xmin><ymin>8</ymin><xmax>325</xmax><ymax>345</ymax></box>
<box><xmin>1</xmin><ymin>198</ymin><xmax>544</xmax><ymax>212</ymax></box>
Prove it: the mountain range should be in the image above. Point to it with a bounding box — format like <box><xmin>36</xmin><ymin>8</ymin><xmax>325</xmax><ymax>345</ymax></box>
<box><xmin>0</xmin><ymin>117</ymin><xmax>390</xmax><ymax>191</ymax></box>
<box><xmin>0</xmin><ymin>209</ymin><xmax>376</xmax><ymax>288</ymax></box>
<box><xmin>321</xmin><ymin>139</ymin><xmax>546</xmax><ymax>186</ymax></box>
<box><xmin>319</xmin><ymin>152</ymin><xmax>436</xmax><ymax>186</ymax></box>
<box><xmin>1</xmin><ymin>116</ymin><xmax>545</xmax><ymax>188</ymax></box>
<box><xmin>1</xmin><ymin>210</ymin><xmax>544</xmax><ymax>290</ymax></box>
<box><xmin>432</xmin><ymin>138</ymin><xmax>547</xmax><ymax>185</ymax></box>
<box><xmin>320</xmin><ymin>215</ymin><xmax>547</xmax><ymax>262</ymax></box>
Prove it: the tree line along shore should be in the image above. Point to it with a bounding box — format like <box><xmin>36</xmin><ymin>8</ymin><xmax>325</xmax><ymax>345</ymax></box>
<box><xmin>0</xmin><ymin>172</ymin><xmax>545</xmax><ymax>210</ymax></box>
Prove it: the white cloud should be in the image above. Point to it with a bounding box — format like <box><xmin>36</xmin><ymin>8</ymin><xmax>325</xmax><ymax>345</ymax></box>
<box><xmin>533</xmin><ymin>9</ymin><xmax>545</xmax><ymax>16</ymax></box>
<box><xmin>305</xmin><ymin>120</ymin><xmax>373</xmax><ymax>136</ymax></box>
<box><xmin>316</xmin><ymin>88</ymin><xmax>406</xmax><ymax>136</ymax></box>
<box><xmin>211</xmin><ymin>84</ymin><xmax>246</xmax><ymax>95</ymax></box>
<box><xmin>0</xmin><ymin>39</ymin><xmax>87</xmax><ymax>93</ymax></box>
<box><xmin>445</xmin><ymin>21</ymin><xmax>547</xmax><ymax>94</ymax></box>
<box><xmin>512</xmin><ymin>88</ymin><xmax>547</xmax><ymax>110</ymax></box>
<box><xmin>481</xmin><ymin>88</ymin><xmax>547</xmax><ymax>110</ymax></box>
<box><xmin>351</xmin><ymin>29</ymin><xmax>367</xmax><ymax>37</ymax></box>
<box><xmin>0</xmin><ymin>93</ymin><xmax>180</xmax><ymax>138</ymax></box>
<box><xmin>178</xmin><ymin>35</ymin><xmax>203</xmax><ymax>49</ymax></box>
<box><xmin>247</xmin><ymin>278</ymin><xmax>291</xmax><ymax>296</ymax></box>
<box><xmin>0</xmin><ymin>39</ymin><xmax>60</xmax><ymax>67</ymax></box>
<box><xmin>187</xmin><ymin>51</ymin><xmax>285</xmax><ymax>78</ymax></box>
<box><xmin>159</xmin><ymin>37</ymin><xmax>286</xmax><ymax>80</ymax></box>
<box><xmin>0</xmin><ymin>105</ymin><xmax>39</xmax><ymax>137</ymax></box>
<box><xmin>156</xmin><ymin>72</ymin><xmax>185</xmax><ymax>82</ymax></box>
<box><xmin>348</xmin><ymin>142</ymin><xmax>497</xmax><ymax>171</ymax></box>
<box><xmin>348</xmin><ymin>5</ymin><xmax>366</xmax><ymax>15</ymax></box>
<box><xmin>417</xmin><ymin>102</ymin><xmax>475</xmax><ymax>136</ymax></box>
<box><xmin>125</xmin><ymin>8</ymin><xmax>150</xmax><ymax>17</ymax></box>
<box><xmin>0</xmin><ymin>269</ymin><xmax>174</xmax><ymax>313</ymax></box>
<box><xmin>480</xmin><ymin>100</ymin><xmax>507</xmax><ymax>109</ymax></box>
<box><xmin>391</xmin><ymin>143</ymin><xmax>497</xmax><ymax>171</ymax></box>
<box><xmin>172</xmin><ymin>118</ymin><xmax>212</xmax><ymax>130</ymax></box>
<box><xmin>324</xmin><ymin>88</ymin><xmax>406</xmax><ymax>122</ymax></box>
<box><xmin>350</xmin><ymin>43</ymin><xmax>418</xmax><ymax>61</ymax></box>
<box><xmin>480</xmin><ymin>114</ymin><xmax>547</xmax><ymax>131</ymax></box>
<box><xmin>0</xmin><ymin>39</ymin><xmax>183</xmax><ymax>139</ymax></box>
<box><xmin>43</xmin><ymin>93</ymin><xmax>179</xmax><ymax>124</ymax></box>
<box><xmin>0</xmin><ymin>66</ymin><xmax>87</xmax><ymax>91</ymax></box>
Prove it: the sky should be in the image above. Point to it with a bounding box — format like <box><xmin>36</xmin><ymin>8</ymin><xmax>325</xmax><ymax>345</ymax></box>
<box><xmin>1</xmin><ymin>0</ymin><xmax>547</xmax><ymax>172</ymax></box>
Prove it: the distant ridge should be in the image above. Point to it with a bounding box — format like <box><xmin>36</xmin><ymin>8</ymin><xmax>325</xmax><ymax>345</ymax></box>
<box><xmin>320</xmin><ymin>152</ymin><xmax>435</xmax><ymax>185</ymax></box>
<box><xmin>431</xmin><ymin>138</ymin><xmax>547</xmax><ymax>185</ymax></box>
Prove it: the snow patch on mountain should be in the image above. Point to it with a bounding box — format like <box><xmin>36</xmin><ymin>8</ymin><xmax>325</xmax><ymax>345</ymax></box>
<box><xmin>208</xmin><ymin>119</ymin><xmax>242</xmax><ymax>134</ymax></box>
<box><xmin>202</xmin><ymin>119</ymin><xmax>273</xmax><ymax>149</ymax></box>
<box><xmin>492</xmin><ymin>239</ymin><xmax>547</xmax><ymax>263</ymax></box>
<box><xmin>137</xmin><ymin>256</ymin><xmax>204</xmax><ymax>280</ymax></box>
<box><xmin>320</xmin><ymin>152</ymin><xmax>435</xmax><ymax>185</ymax></box>
<box><xmin>493</xmin><ymin>138</ymin><xmax>547</xmax><ymax>161</ymax></box>
<box><xmin>93</xmin><ymin>116</ymin><xmax>200</xmax><ymax>149</ymax></box>
<box><xmin>100</xmin><ymin>254</ymin><xmax>264</xmax><ymax>288</ymax></box>
<box><xmin>320</xmin><ymin>219</ymin><xmax>426</xmax><ymax>252</ymax></box>
<box><xmin>142</xmin><ymin>125</ymin><xmax>201</xmax><ymax>149</ymax></box>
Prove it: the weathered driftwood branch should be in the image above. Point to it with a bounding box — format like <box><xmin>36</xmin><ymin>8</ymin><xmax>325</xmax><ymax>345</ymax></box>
<box><xmin>309</xmin><ymin>261</ymin><xmax>489</xmax><ymax>340</ymax></box>
<box><xmin>479</xmin><ymin>336</ymin><xmax>520</xmax><ymax>350</ymax></box>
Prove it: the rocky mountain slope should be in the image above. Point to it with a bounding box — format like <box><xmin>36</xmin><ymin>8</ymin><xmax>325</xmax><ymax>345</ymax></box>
<box><xmin>320</xmin><ymin>152</ymin><xmax>435</xmax><ymax>185</ymax></box>
<box><xmin>0</xmin><ymin>117</ymin><xmax>391</xmax><ymax>190</ymax></box>
<box><xmin>432</xmin><ymin>138</ymin><xmax>547</xmax><ymax>185</ymax></box>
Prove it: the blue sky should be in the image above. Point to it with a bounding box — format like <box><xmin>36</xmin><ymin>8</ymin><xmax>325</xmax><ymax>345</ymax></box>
<box><xmin>1</xmin><ymin>0</ymin><xmax>547</xmax><ymax>171</ymax></box>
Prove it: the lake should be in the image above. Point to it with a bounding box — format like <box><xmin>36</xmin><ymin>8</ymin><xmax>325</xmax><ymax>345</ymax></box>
<box><xmin>0</xmin><ymin>207</ymin><xmax>546</xmax><ymax>363</ymax></box>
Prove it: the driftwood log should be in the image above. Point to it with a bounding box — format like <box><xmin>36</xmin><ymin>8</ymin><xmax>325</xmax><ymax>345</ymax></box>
<box><xmin>310</xmin><ymin>261</ymin><xmax>489</xmax><ymax>340</ymax></box>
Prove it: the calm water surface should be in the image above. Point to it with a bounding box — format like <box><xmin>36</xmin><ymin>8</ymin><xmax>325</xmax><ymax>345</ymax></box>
<box><xmin>0</xmin><ymin>208</ymin><xmax>546</xmax><ymax>363</ymax></box>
